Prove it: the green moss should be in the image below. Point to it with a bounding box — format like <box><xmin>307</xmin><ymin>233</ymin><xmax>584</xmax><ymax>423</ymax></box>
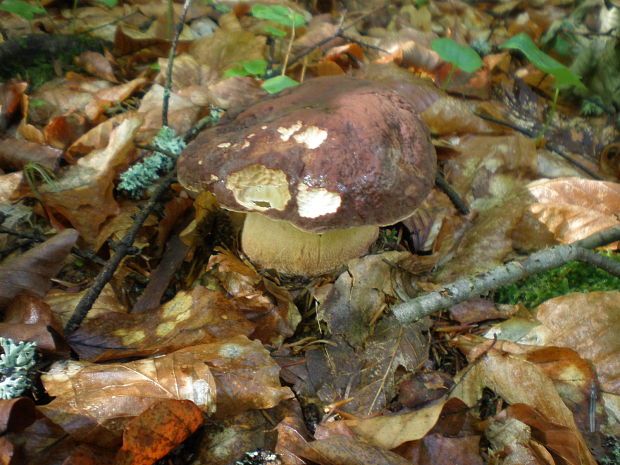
<box><xmin>494</xmin><ymin>250</ymin><xmax>620</xmax><ymax>309</ymax></box>
<box><xmin>0</xmin><ymin>34</ymin><xmax>109</xmax><ymax>88</ymax></box>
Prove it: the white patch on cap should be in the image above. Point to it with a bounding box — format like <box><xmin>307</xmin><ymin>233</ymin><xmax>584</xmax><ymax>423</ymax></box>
<box><xmin>217</xmin><ymin>142</ymin><xmax>231</xmax><ymax>148</ymax></box>
<box><xmin>297</xmin><ymin>184</ymin><xmax>341</xmax><ymax>218</ymax></box>
<box><xmin>277</xmin><ymin>121</ymin><xmax>303</xmax><ymax>141</ymax></box>
<box><xmin>226</xmin><ymin>164</ymin><xmax>291</xmax><ymax>211</ymax></box>
<box><xmin>241</xmin><ymin>140</ymin><xmax>250</xmax><ymax>148</ymax></box>
<box><xmin>293</xmin><ymin>126</ymin><xmax>327</xmax><ymax>149</ymax></box>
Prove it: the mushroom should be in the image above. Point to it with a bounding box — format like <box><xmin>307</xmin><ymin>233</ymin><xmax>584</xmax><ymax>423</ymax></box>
<box><xmin>177</xmin><ymin>75</ymin><xmax>436</xmax><ymax>276</ymax></box>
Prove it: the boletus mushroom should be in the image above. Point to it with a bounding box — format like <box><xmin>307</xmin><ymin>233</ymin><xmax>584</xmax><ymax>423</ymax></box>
<box><xmin>177</xmin><ymin>75</ymin><xmax>436</xmax><ymax>276</ymax></box>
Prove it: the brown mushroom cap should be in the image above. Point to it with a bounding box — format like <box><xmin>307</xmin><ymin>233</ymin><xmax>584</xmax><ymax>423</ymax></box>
<box><xmin>177</xmin><ymin>75</ymin><xmax>436</xmax><ymax>233</ymax></box>
<box><xmin>177</xmin><ymin>75</ymin><xmax>436</xmax><ymax>275</ymax></box>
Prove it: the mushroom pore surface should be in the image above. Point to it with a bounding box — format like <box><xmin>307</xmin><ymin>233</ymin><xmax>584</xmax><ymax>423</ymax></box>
<box><xmin>177</xmin><ymin>75</ymin><xmax>436</xmax><ymax>275</ymax></box>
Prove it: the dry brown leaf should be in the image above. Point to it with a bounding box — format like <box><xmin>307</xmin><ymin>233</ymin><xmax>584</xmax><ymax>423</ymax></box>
<box><xmin>66</xmin><ymin>286</ymin><xmax>255</xmax><ymax>361</ymax></box>
<box><xmin>0</xmin><ymin>229</ymin><xmax>78</xmax><ymax>308</ymax></box>
<box><xmin>188</xmin><ymin>29</ymin><xmax>266</xmax><ymax>83</ymax></box>
<box><xmin>135</xmin><ymin>84</ymin><xmax>199</xmax><ymax>143</ymax></box>
<box><xmin>43</xmin><ymin>113</ymin><xmax>88</xmax><ymax>149</ymax></box>
<box><xmin>303</xmin><ymin>434</ymin><xmax>412</xmax><ymax>465</ymax></box>
<box><xmin>0</xmin><ymin>398</ymin><xmax>36</xmax><ymax>435</ymax></box>
<box><xmin>452</xmin><ymin>347</ymin><xmax>578</xmax><ymax>428</ymax></box>
<box><xmin>0</xmin><ymin>322</ymin><xmax>61</xmax><ymax>353</ymax></box>
<box><xmin>5</xmin><ymin>411</ymin><xmax>83</xmax><ymax>465</ymax></box>
<box><xmin>78</xmin><ymin>51</ymin><xmax>118</xmax><ymax>83</ymax></box>
<box><xmin>177</xmin><ymin>336</ymin><xmax>294</xmax><ymax>419</ymax></box>
<box><xmin>38</xmin><ymin>116</ymin><xmax>141</xmax><ymax>244</ymax></box>
<box><xmin>346</xmin><ymin>397</ymin><xmax>447</xmax><ymax>450</ymax></box>
<box><xmin>503</xmin><ymin>404</ymin><xmax>597</xmax><ymax>465</ymax></box>
<box><xmin>40</xmin><ymin>348</ymin><xmax>217</xmax><ymax>446</ymax></box>
<box><xmin>523</xmin><ymin>178</ymin><xmax>620</xmax><ymax>246</ymax></box>
<box><xmin>207</xmin><ymin>249</ymin><xmax>301</xmax><ymax>345</ymax></box>
<box><xmin>66</xmin><ymin>111</ymin><xmax>138</xmax><ymax>161</ymax></box>
<box><xmin>450</xmin><ymin>345</ymin><xmax>597</xmax><ymax>464</ymax></box>
<box><xmin>116</xmin><ymin>399</ymin><xmax>203</xmax><ymax>465</ymax></box>
<box><xmin>45</xmin><ymin>283</ymin><xmax>128</xmax><ymax>327</ymax></box>
<box><xmin>0</xmin><ymin>79</ymin><xmax>27</xmax><ymax>127</ymax></box>
<box><xmin>28</xmin><ymin>74</ymin><xmax>112</xmax><ymax>127</ymax></box>
<box><xmin>0</xmin><ymin>171</ymin><xmax>28</xmax><ymax>204</ymax></box>
<box><xmin>529</xmin><ymin>292</ymin><xmax>619</xmax><ymax>394</ymax></box>
<box><xmin>422</xmin><ymin>96</ymin><xmax>508</xmax><ymax>135</ymax></box>
<box><xmin>0</xmin><ymin>138</ymin><xmax>62</xmax><ymax>172</ymax></box>
<box><xmin>443</xmin><ymin>134</ymin><xmax>538</xmax><ymax>209</ymax></box>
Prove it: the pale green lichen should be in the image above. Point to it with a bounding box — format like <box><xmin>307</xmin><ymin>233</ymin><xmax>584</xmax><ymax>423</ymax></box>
<box><xmin>0</xmin><ymin>337</ymin><xmax>37</xmax><ymax>399</ymax></box>
<box><xmin>118</xmin><ymin>125</ymin><xmax>185</xmax><ymax>198</ymax></box>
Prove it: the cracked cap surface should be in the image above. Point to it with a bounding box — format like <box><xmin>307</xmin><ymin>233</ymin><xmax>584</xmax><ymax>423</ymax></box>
<box><xmin>177</xmin><ymin>75</ymin><xmax>436</xmax><ymax>233</ymax></box>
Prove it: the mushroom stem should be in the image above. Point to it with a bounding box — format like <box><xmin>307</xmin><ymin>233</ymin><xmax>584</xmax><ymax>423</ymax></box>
<box><xmin>241</xmin><ymin>212</ymin><xmax>379</xmax><ymax>276</ymax></box>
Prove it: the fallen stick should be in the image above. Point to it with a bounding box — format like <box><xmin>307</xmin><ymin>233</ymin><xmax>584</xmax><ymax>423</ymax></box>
<box><xmin>392</xmin><ymin>224</ymin><xmax>620</xmax><ymax>324</ymax></box>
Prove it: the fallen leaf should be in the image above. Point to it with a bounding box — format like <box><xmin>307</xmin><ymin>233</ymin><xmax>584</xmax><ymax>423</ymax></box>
<box><xmin>523</xmin><ymin>178</ymin><xmax>620</xmax><ymax>246</ymax></box>
<box><xmin>38</xmin><ymin>116</ymin><xmax>142</xmax><ymax>244</ymax></box>
<box><xmin>0</xmin><ymin>229</ymin><xmax>78</xmax><ymax>308</ymax></box>
<box><xmin>116</xmin><ymin>399</ymin><xmax>203</xmax><ymax>465</ymax></box>
<box><xmin>67</xmin><ymin>286</ymin><xmax>255</xmax><ymax>361</ymax></box>
<box><xmin>177</xmin><ymin>336</ymin><xmax>294</xmax><ymax>418</ymax></box>
<box><xmin>40</xmin><ymin>348</ymin><xmax>217</xmax><ymax>446</ymax></box>
<box><xmin>0</xmin><ymin>397</ymin><xmax>36</xmax><ymax>434</ymax></box>
<box><xmin>346</xmin><ymin>397</ymin><xmax>448</xmax><ymax>450</ymax></box>
<box><xmin>303</xmin><ymin>434</ymin><xmax>412</xmax><ymax>465</ymax></box>
<box><xmin>0</xmin><ymin>138</ymin><xmax>62</xmax><ymax>172</ymax></box>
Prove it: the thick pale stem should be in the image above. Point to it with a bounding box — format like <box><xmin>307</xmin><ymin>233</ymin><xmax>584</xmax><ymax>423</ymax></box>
<box><xmin>241</xmin><ymin>213</ymin><xmax>379</xmax><ymax>276</ymax></box>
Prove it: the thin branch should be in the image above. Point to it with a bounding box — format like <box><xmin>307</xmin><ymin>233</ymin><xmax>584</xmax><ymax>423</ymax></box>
<box><xmin>162</xmin><ymin>0</ymin><xmax>192</xmax><ymax>127</ymax></box>
<box><xmin>435</xmin><ymin>172</ymin><xmax>469</xmax><ymax>215</ymax></box>
<box><xmin>0</xmin><ymin>224</ymin><xmax>106</xmax><ymax>266</ymax></box>
<box><xmin>63</xmin><ymin>170</ymin><xmax>176</xmax><ymax>335</ymax></box>
<box><xmin>392</xmin><ymin>224</ymin><xmax>620</xmax><ymax>324</ymax></box>
<box><xmin>473</xmin><ymin>112</ymin><xmax>602</xmax><ymax>180</ymax></box>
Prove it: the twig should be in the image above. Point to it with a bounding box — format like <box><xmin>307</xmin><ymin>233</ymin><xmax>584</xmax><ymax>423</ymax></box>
<box><xmin>473</xmin><ymin>112</ymin><xmax>602</xmax><ymax>180</ymax></box>
<box><xmin>435</xmin><ymin>172</ymin><xmax>469</xmax><ymax>215</ymax></box>
<box><xmin>162</xmin><ymin>0</ymin><xmax>193</xmax><ymax>127</ymax></box>
<box><xmin>0</xmin><ymin>225</ymin><xmax>106</xmax><ymax>266</ymax></box>
<box><xmin>63</xmin><ymin>170</ymin><xmax>176</xmax><ymax>335</ymax></box>
<box><xmin>392</xmin><ymin>224</ymin><xmax>620</xmax><ymax>324</ymax></box>
<box><xmin>267</xmin><ymin>2</ymin><xmax>390</xmax><ymax>78</ymax></box>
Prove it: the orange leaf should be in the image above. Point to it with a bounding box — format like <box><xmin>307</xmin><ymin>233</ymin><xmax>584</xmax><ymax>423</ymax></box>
<box><xmin>116</xmin><ymin>399</ymin><xmax>203</xmax><ymax>465</ymax></box>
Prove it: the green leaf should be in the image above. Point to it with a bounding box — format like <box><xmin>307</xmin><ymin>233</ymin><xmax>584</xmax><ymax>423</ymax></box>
<box><xmin>261</xmin><ymin>75</ymin><xmax>299</xmax><ymax>94</ymax></box>
<box><xmin>91</xmin><ymin>0</ymin><xmax>117</xmax><ymax>7</ymax></box>
<box><xmin>241</xmin><ymin>59</ymin><xmax>267</xmax><ymax>75</ymax></box>
<box><xmin>224</xmin><ymin>59</ymin><xmax>267</xmax><ymax>78</ymax></box>
<box><xmin>500</xmin><ymin>33</ymin><xmax>585</xmax><ymax>88</ymax></box>
<box><xmin>251</xmin><ymin>4</ymin><xmax>306</xmax><ymax>28</ymax></box>
<box><xmin>263</xmin><ymin>25</ymin><xmax>287</xmax><ymax>38</ymax></box>
<box><xmin>224</xmin><ymin>67</ymin><xmax>248</xmax><ymax>78</ymax></box>
<box><xmin>0</xmin><ymin>0</ymin><xmax>45</xmax><ymax>20</ymax></box>
<box><xmin>431</xmin><ymin>38</ymin><xmax>483</xmax><ymax>73</ymax></box>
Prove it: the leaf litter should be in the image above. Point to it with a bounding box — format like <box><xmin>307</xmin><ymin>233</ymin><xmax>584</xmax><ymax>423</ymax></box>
<box><xmin>0</xmin><ymin>0</ymin><xmax>618</xmax><ymax>464</ymax></box>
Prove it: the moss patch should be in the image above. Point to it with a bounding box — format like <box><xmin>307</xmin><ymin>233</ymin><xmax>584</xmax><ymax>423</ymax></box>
<box><xmin>494</xmin><ymin>250</ymin><xmax>620</xmax><ymax>309</ymax></box>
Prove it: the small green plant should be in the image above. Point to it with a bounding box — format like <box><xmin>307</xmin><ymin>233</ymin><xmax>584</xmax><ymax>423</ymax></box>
<box><xmin>0</xmin><ymin>337</ymin><xmax>37</xmax><ymax>400</ymax></box>
<box><xmin>499</xmin><ymin>33</ymin><xmax>585</xmax><ymax>140</ymax></box>
<box><xmin>251</xmin><ymin>4</ymin><xmax>306</xmax><ymax>29</ymax></box>
<box><xmin>494</xmin><ymin>250</ymin><xmax>620</xmax><ymax>309</ymax></box>
<box><xmin>261</xmin><ymin>75</ymin><xmax>299</xmax><ymax>94</ymax></box>
<box><xmin>245</xmin><ymin>4</ymin><xmax>306</xmax><ymax>94</ymax></box>
<box><xmin>224</xmin><ymin>59</ymin><xmax>268</xmax><ymax>78</ymax></box>
<box><xmin>23</xmin><ymin>161</ymin><xmax>60</xmax><ymax>202</ymax></box>
<box><xmin>431</xmin><ymin>38</ymin><xmax>483</xmax><ymax>90</ymax></box>
<box><xmin>0</xmin><ymin>0</ymin><xmax>45</xmax><ymax>30</ymax></box>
